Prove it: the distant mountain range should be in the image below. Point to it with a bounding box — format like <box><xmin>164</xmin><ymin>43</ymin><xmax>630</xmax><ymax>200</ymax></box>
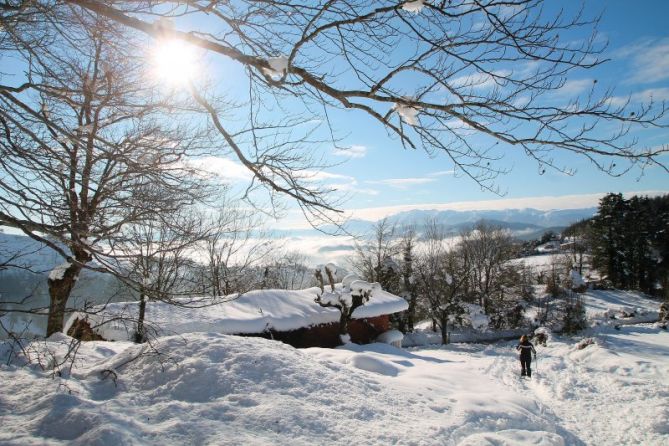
<box><xmin>307</xmin><ymin>207</ymin><xmax>597</xmax><ymax>240</ymax></box>
<box><xmin>1</xmin><ymin>207</ymin><xmax>597</xmax><ymax>268</ymax></box>
<box><xmin>385</xmin><ymin>207</ymin><xmax>596</xmax><ymax>227</ymax></box>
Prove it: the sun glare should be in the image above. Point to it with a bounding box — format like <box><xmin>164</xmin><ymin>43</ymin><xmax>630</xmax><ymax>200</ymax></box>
<box><xmin>151</xmin><ymin>39</ymin><xmax>199</xmax><ymax>86</ymax></box>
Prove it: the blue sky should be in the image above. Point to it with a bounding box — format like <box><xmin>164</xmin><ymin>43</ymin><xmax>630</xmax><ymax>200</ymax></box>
<box><xmin>3</xmin><ymin>1</ymin><xmax>667</xmax><ymax>230</ymax></box>
<box><xmin>189</xmin><ymin>0</ymin><xmax>669</xmax><ymax>228</ymax></box>
<box><xmin>304</xmin><ymin>1</ymin><xmax>669</xmax><ymax>219</ymax></box>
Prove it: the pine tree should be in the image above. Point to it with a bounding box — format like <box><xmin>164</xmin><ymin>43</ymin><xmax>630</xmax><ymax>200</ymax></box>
<box><xmin>400</xmin><ymin>230</ymin><xmax>419</xmax><ymax>332</ymax></box>
<box><xmin>591</xmin><ymin>193</ymin><xmax>628</xmax><ymax>287</ymax></box>
<box><xmin>591</xmin><ymin>193</ymin><xmax>669</xmax><ymax>296</ymax></box>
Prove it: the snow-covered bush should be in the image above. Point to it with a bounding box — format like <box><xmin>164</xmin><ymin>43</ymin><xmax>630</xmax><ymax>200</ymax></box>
<box><xmin>561</xmin><ymin>293</ymin><xmax>587</xmax><ymax>334</ymax></box>
<box><xmin>659</xmin><ymin>302</ymin><xmax>669</xmax><ymax>323</ymax></box>
<box><xmin>488</xmin><ymin>303</ymin><xmax>526</xmax><ymax>330</ymax></box>
<box><xmin>568</xmin><ymin>268</ymin><xmax>587</xmax><ymax>292</ymax></box>
<box><xmin>461</xmin><ymin>304</ymin><xmax>489</xmax><ymax>330</ymax></box>
<box><xmin>575</xmin><ymin>337</ymin><xmax>596</xmax><ymax>350</ymax></box>
<box><xmin>533</xmin><ymin>326</ymin><xmax>550</xmax><ymax>346</ymax></box>
<box><xmin>314</xmin><ymin>268</ymin><xmax>381</xmax><ymax>344</ymax></box>
<box><xmin>376</xmin><ymin>329</ymin><xmax>404</xmax><ymax>348</ymax></box>
<box><xmin>545</xmin><ymin>271</ymin><xmax>564</xmax><ymax>298</ymax></box>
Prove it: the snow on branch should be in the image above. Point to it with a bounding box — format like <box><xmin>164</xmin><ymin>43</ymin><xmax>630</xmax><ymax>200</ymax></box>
<box><xmin>393</xmin><ymin>101</ymin><xmax>421</xmax><ymax>126</ymax></box>
<box><xmin>401</xmin><ymin>0</ymin><xmax>426</xmax><ymax>14</ymax></box>
<box><xmin>262</xmin><ymin>56</ymin><xmax>289</xmax><ymax>80</ymax></box>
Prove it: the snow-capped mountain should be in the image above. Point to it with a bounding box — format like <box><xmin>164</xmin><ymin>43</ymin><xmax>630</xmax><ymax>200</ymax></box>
<box><xmin>312</xmin><ymin>207</ymin><xmax>597</xmax><ymax>237</ymax></box>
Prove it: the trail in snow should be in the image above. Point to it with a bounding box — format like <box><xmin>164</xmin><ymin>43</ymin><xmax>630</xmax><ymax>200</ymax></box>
<box><xmin>485</xmin><ymin>324</ymin><xmax>669</xmax><ymax>446</ymax></box>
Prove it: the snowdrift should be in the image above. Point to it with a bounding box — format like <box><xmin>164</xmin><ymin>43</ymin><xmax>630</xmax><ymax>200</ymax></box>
<box><xmin>0</xmin><ymin>333</ymin><xmax>570</xmax><ymax>445</ymax></box>
<box><xmin>1</xmin><ymin>322</ymin><xmax>668</xmax><ymax>444</ymax></box>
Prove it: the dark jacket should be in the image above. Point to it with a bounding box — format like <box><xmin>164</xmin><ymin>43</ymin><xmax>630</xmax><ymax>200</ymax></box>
<box><xmin>516</xmin><ymin>340</ymin><xmax>536</xmax><ymax>360</ymax></box>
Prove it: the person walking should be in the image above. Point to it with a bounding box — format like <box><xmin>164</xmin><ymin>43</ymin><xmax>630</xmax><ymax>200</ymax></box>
<box><xmin>516</xmin><ymin>335</ymin><xmax>536</xmax><ymax>378</ymax></box>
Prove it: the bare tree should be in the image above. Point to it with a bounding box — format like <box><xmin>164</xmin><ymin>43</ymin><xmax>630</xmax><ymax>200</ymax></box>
<box><xmin>414</xmin><ymin>221</ymin><xmax>468</xmax><ymax>344</ymax></box>
<box><xmin>460</xmin><ymin>221</ymin><xmax>515</xmax><ymax>312</ymax></box>
<box><xmin>4</xmin><ymin>1</ymin><xmax>669</xmax><ymax>334</ymax></box>
<box><xmin>353</xmin><ymin>218</ymin><xmax>401</xmax><ymax>288</ymax></box>
<box><xmin>262</xmin><ymin>250</ymin><xmax>314</xmax><ymax>290</ymax></box>
<box><xmin>0</xmin><ymin>14</ymin><xmax>213</xmax><ymax>335</ymax></box>
<box><xmin>65</xmin><ymin>0</ymin><xmax>667</xmax><ymax>197</ymax></box>
<box><xmin>110</xmin><ymin>207</ymin><xmax>207</xmax><ymax>343</ymax></box>
<box><xmin>203</xmin><ymin>205</ymin><xmax>273</xmax><ymax>296</ymax></box>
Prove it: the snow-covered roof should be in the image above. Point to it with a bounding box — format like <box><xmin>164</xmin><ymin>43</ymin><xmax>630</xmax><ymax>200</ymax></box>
<box><xmin>64</xmin><ymin>285</ymin><xmax>408</xmax><ymax>341</ymax></box>
<box><xmin>536</xmin><ymin>241</ymin><xmax>560</xmax><ymax>253</ymax></box>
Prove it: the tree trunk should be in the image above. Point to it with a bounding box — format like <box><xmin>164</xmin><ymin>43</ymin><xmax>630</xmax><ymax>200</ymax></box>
<box><xmin>338</xmin><ymin>306</ymin><xmax>351</xmax><ymax>344</ymax></box>
<box><xmin>407</xmin><ymin>295</ymin><xmax>417</xmax><ymax>332</ymax></box>
<box><xmin>212</xmin><ymin>268</ymin><xmax>221</xmax><ymax>296</ymax></box>
<box><xmin>135</xmin><ymin>292</ymin><xmax>147</xmax><ymax>343</ymax></box>
<box><xmin>439</xmin><ymin>313</ymin><xmax>449</xmax><ymax>344</ymax></box>
<box><xmin>46</xmin><ymin>263</ymin><xmax>83</xmax><ymax>337</ymax></box>
<box><xmin>339</xmin><ymin>311</ymin><xmax>349</xmax><ymax>336</ymax></box>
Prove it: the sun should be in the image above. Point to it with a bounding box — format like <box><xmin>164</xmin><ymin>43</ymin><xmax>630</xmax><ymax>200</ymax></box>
<box><xmin>151</xmin><ymin>39</ymin><xmax>199</xmax><ymax>86</ymax></box>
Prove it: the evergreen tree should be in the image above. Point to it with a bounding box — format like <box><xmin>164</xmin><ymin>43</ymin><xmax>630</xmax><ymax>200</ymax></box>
<box><xmin>399</xmin><ymin>230</ymin><xmax>419</xmax><ymax>332</ymax></box>
<box><xmin>591</xmin><ymin>193</ymin><xmax>669</xmax><ymax>296</ymax></box>
<box><xmin>591</xmin><ymin>193</ymin><xmax>629</xmax><ymax>287</ymax></box>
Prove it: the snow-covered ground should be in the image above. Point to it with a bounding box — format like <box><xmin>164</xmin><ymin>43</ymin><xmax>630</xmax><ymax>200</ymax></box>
<box><xmin>508</xmin><ymin>253</ymin><xmax>575</xmax><ymax>276</ymax></box>
<box><xmin>406</xmin><ymin>288</ymin><xmax>661</xmax><ymax>347</ymax></box>
<box><xmin>1</xmin><ymin>287</ymin><xmax>666</xmax><ymax>445</ymax></box>
<box><xmin>1</xmin><ymin>322</ymin><xmax>667</xmax><ymax>445</ymax></box>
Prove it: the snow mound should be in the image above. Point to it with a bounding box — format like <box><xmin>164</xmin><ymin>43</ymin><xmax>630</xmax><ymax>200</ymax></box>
<box><xmin>3</xmin><ymin>334</ymin><xmax>417</xmax><ymax>444</ymax></box>
<box><xmin>458</xmin><ymin>429</ymin><xmax>565</xmax><ymax>446</ymax></box>
<box><xmin>376</xmin><ymin>329</ymin><xmax>404</xmax><ymax>345</ymax></box>
<box><xmin>585</xmin><ymin>290</ymin><xmax>659</xmax><ymax>328</ymax></box>
<box><xmin>349</xmin><ymin>354</ymin><xmax>400</xmax><ymax>376</ymax></box>
<box><xmin>4</xmin><ymin>325</ymin><xmax>668</xmax><ymax>445</ymax></box>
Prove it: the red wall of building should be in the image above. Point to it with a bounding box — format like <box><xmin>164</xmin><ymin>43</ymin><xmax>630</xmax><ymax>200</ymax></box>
<box><xmin>70</xmin><ymin>314</ymin><xmax>394</xmax><ymax>349</ymax></box>
<box><xmin>255</xmin><ymin>315</ymin><xmax>392</xmax><ymax>348</ymax></box>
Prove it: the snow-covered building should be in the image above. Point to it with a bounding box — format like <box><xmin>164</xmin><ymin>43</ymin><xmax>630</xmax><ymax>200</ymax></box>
<box><xmin>65</xmin><ymin>284</ymin><xmax>408</xmax><ymax>348</ymax></box>
<box><xmin>535</xmin><ymin>241</ymin><xmax>561</xmax><ymax>254</ymax></box>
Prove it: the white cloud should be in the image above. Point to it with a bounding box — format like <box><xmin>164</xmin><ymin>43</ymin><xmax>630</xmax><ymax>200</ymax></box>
<box><xmin>556</xmin><ymin>79</ymin><xmax>594</xmax><ymax>96</ymax></box>
<box><xmin>366</xmin><ymin>177</ymin><xmax>436</xmax><ymax>189</ymax></box>
<box><xmin>295</xmin><ymin>170</ymin><xmax>379</xmax><ymax>195</ymax></box>
<box><xmin>187</xmin><ymin>156</ymin><xmax>253</xmax><ymax>183</ymax></box>
<box><xmin>607</xmin><ymin>87</ymin><xmax>669</xmax><ymax>108</ymax></box>
<box><xmin>332</xmin><ymin>183</ymin><xmax>379</xmax><ymax>195</ymax></box>
<box><xmin>618</xmin><ymin>38</ymin><xmax>669</xmax><ymax>84</ymax></box>
<box><xmin>332</xmin><ymin>145</ymin><xmax>368</xmax><ymax>159</ymax></box>
<box><xmin>299</xmin><ymin>170</ymin><xmax>355</xmax><ymax>183</ymax></box>
<box><xmin>450</xmin><ymin>70</ymin><xmax>512</xmax><ymax>90</ymax></box>
<box><xmin>427</xmin><ymin>170</ymin><xmax>456</xmax><ymax>177</ymax></box>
